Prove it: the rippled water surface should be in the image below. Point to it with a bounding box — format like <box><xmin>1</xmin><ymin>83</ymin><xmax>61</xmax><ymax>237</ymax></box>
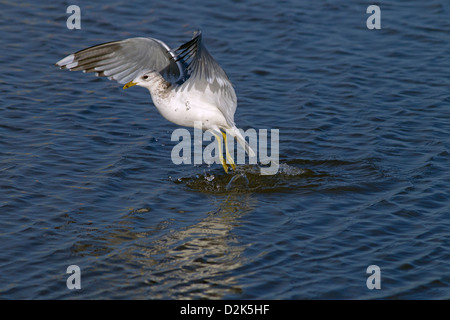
<box><xmin>1</xmin><ymin>0</ymin><xmax>449</xmax><ymax>299</ymax></box>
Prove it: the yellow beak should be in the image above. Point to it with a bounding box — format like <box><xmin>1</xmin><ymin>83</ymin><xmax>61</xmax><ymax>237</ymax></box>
<box><xmin>123</xmin><ymin>81</ymin><xmax>137</xmax><ymax>89</ymax></box>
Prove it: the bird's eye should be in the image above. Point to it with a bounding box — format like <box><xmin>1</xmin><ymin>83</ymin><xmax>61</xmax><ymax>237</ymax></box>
<box><xmin>143</xmin><ymin>75</ymin><xmax>148</xmax><ymax>80</ymax></box>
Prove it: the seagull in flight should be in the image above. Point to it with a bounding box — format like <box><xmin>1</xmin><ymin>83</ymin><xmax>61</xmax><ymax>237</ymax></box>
<box><xmin>56</xmin><ymin>30</ymin><xmax>255</xmax><ymax>173</ymax></box>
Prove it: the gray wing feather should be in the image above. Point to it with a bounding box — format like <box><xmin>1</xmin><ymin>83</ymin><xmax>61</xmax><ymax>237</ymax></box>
<box><xmin>173</xmin><ymin>31</ymin><xmax>237</xmax><ymax>127</ymax></box>
<box><xmin>56</xmin><ymin>37</ymin><xmax>183</xmax><ymax>84</ymax></box>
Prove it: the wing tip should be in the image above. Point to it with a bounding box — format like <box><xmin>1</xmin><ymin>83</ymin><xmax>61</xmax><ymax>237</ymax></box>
<box><xmin>193</xmin><ymin>29</ymin><xmax>202</xmax><ymax>38</ymax></box>
<box><xmin>55</xmin><ymin>54</ymin><xmax>76</xmax><ymax>69</ymax></box>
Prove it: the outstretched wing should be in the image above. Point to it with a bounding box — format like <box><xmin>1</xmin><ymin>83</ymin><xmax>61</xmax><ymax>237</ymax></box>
<box><xmin>56</xmin><ymin>37</ymin><xmax>183</xmax><ymax>84</ymax></box>
<box><xmin>173</xmin><ymin>31</ymin><xmax>237</xmax><ymax>127</ymax></box>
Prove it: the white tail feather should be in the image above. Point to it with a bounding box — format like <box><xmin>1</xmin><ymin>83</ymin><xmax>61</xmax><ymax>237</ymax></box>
<box><xmin>227</xmin><ymin>127</ymin><xmax>256</xmax><ymax>157</ymax></box>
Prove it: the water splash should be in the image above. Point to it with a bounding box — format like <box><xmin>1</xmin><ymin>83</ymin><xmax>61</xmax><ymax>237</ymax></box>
<box><xmin>226</xmin><ymin>173</ymin><xmax>250</xmax><ymax>190</ymax></box>
<box><xmin>171</xmin><ymin>162</ymin><xmax>314</xmax><ymax>194</ymax></box>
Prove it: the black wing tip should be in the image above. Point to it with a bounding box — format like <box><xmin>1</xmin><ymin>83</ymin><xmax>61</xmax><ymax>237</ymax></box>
<box><xmin>192</xmin><ymin>29</ymin><xmax>202</xmax><ymax>38</ymax></box>
<box><xmin>173</xmin><ymin>29</ymin><xmax>204</xmax><ymax>60</ymax></box>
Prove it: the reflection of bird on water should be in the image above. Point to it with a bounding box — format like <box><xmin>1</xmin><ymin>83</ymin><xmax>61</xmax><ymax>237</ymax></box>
<box><xmin>56</xmin><ymin>30</ymin><xmax>255</xmax><ymax>173</ymax></box>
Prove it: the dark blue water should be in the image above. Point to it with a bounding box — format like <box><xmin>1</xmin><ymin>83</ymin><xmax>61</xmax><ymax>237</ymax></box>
<box><xmin>1</xmin><ymin>0</ymin><xmax>449</xmax><ymax>299</ymax></box>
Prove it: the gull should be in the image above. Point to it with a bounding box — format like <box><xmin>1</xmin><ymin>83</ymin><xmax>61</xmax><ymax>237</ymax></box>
<box><xmin>56</xmin><ymin>30</ymin><xmax>255</xmax><ymax>173</ymax></box>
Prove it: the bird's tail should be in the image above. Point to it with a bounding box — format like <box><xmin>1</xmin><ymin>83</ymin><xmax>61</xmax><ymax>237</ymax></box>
<box><xmin>227</xmin><ymin>127</ymin><xmax>256</xmax><ymax>158</ymax></box>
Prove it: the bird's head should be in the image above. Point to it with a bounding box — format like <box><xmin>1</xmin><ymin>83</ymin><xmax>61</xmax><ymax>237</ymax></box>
<box><xmin>123</xmin><ymin>70</ymin><xmax>163</xmax><ymax>90</ymax></box>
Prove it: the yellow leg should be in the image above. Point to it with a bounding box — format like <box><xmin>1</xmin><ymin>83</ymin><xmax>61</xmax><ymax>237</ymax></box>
<box><xmin>212</xmin><ymin>132</ymin><xmax>228</xmax><ymax>173</ymax></box>
<box><xmin>222</xmin><ymin>131</ymin><xmax>236</xmax><ymax>171</ymax></box>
